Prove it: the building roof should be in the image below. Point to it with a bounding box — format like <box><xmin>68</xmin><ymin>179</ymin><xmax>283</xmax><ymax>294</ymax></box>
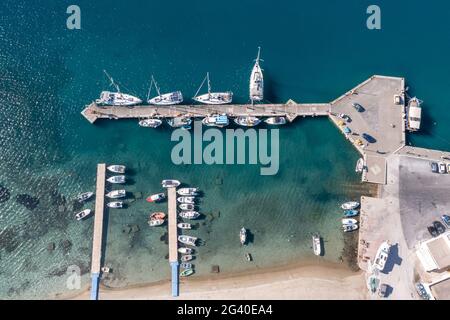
<box><xmin>430</xmin><ymin>278</ymin><xmax>450</xmax><ymax>300</ymax></box>
<box><xmin>417</xmin><ymin>232</ymin><xmax>450</xmax><ymax>272</ymax></box>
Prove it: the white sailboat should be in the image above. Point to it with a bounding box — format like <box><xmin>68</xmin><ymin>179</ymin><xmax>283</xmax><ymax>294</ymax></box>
<box><xmin>147</xmin><ymin>75</ymin><xmax>183</xmax><ymax>106</ymax></box>
<box><xmin>249</xmin><ymin>47</ymin><xmax>264</xmax><ymax>103</ymax></box>
<box><xmin>193</xmin><ymin>72</ymin><xmax>232</xmax><ymax>105</ymax></box>
<box><xmin>96</xmin><ymin>70</ymin><xmax>142</xmax><ymax>106</ymax></box>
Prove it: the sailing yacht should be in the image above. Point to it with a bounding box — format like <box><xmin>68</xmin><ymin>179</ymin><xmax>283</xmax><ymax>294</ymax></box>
<box><xmin>96</xmin><ymin>70</ymin><xmax>142</xmax><ymax>106</ymax></box>
<box><xmin>147</xmin><ymin>75</ymin><xmax>183</xmax><ymax>105</ymax></box>
<box><xmin>193</xmin><ymin>72</ymin><xmax>232</xmax><ymax>105</ymax></box>
<box><xmin>249</xmin><ymin>47</ymin><xmax>264</xmax><ymax>103</ymax></box>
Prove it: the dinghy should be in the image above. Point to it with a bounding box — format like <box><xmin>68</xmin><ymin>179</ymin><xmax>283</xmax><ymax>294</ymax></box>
<box><xmin>75</xmin><ymin>209</ymin><xmax>92</xmax><ymax>221</ymax></box>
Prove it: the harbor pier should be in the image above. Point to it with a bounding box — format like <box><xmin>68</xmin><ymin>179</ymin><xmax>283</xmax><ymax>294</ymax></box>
<box><xmin>90</xmin><ymin>163</ymin><xmax>106</xmax><ymax>300</ymax></box>
<box><xmin>167</xmin><ymin>186</ymin><xmax>179</xmax><ymax>297</ymax></box>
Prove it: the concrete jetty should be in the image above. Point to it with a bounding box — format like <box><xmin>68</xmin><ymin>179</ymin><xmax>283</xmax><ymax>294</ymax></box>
<box><xmin>167</xmin><ymin>186</ymin><xmax>179</xmax><ymax>297</ymax></box>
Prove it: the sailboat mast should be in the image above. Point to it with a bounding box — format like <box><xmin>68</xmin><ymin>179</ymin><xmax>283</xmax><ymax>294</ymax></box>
<box><xmin>152</xmin><ymin>75</ymin><xmax>162</xmax><ymax>97</ymax></box>
<box><xmin>193</xmin><ymin>73</ymin><xmax>208</xmax><ymax>98</ymax></box>
<box><xmin>256</xmin><ymin>46</ymin><xmax>261</xmax><ymax>63</ymax></box>
<box><xmin>207</xmin><ymin>72</ymin><xmax>211</xmax><ymax>97</ymax></box>
<box><xmin>103</xmin><ymin>70</ymin><xmax>120</xmax><ymax>92</ymax></box>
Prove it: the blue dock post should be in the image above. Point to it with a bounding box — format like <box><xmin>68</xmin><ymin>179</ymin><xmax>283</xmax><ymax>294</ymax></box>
<box><xmin>171</xmin><ymin>262</ymin><xmax>179</xmax><ymax>297</ymax></box>
<box><xmin>90</xmin><ymin>273</ymin><xmax>100</xmax><ymax>300</ymax></box>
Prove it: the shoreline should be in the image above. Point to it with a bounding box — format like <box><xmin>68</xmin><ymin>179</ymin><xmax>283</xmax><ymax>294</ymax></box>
<box><xmin>63</xmin><ymin>259</ymin><xmax>367</xmax><ymax>300</ymax></box>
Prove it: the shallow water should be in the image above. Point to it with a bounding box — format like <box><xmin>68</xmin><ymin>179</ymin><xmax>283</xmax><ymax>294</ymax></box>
<box><xmin>0</xmin><ymin>0</ymin><xmax>449</xmax><ymax>298</ymax></box>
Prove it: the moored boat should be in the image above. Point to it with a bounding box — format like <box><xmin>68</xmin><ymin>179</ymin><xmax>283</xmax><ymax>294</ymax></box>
<box><xmin>264</xmin><ymin>116</ymin><xmax>286</xmax><ymax>125</ymax></box>
<box><xmin>181</xmin><ymin>254</ymin><xmax>193</xmax><ymax>262</ymax></box>
<box><xmin>343</xmin><ymin>209</ymin><xmax>359</xmax><ymax>217</ymax></box>
<box><xmin>177</xmin><ymin>196</ymin><xmax>195</xmax><ymax>204</ymax></box>
<box><xmin>193</xmin><ymin>72</ymin><xmax>232</xmax><ymax>105</ymax></box>
<box><xmin>106</xmin><ymin>189</ymin><xmax>126</xmax><ymax>199</ymax></box>
<box><xmin>177</xmin><ymin>222</ymin><xmax>192</xmax><ymax>229</ymax></box>
<box><xmin>178</xmin><ymin>247</ymin><xmax>194</xmax><ymax>254</ymax></box>
<box><xmin>249</xmin><ymin>47</ymin><xmax>264</xmax><ymax>102</ymax></box>
<box><xmin>202</xmin><ymin>114</ymin><xmax>229</xmax><ymax>127</ymax></box>
<box><xmin>167</xmin><ymin>117</ymin><xmax>192</xmax><ymax>129</ymax></box>
<box><xmin>343</xmin><ymin>224</ymin><xmax>359</xmax><ymax>232</ymax></box>
<box><xmin>240</xmin><ymin>227</ymin><xmax>247</xmax><ymax>245</ymax></box>
<box><xmin>75</xmin><ymin>209</ymin><xmax>92</xmax><ymax>221</ymax></box>
<box><xmin>341</xmin><ymin>201</ymin><xmax>360</xmax><ymax>210</ymax></box>
<box><xmin>147</xmin><ymin>75</ymin><xmax>183</xmax><ymax>106</ymax></box>
<box><xmin>312</xmin><ymin>233</ymin><xmax>322</xmax><ymax>256</ymax></box>
<box><xmin>107</xmin><ymin>175</ymin><xmax>126</xmax><ymax>184</ymax></box>
<box><xmin>148</xmin><ymin>219</ymin><xmax>164</xmax><ymax>227</ymax></box>
<box><xmin>146</xmin><ymin>193</ymin><xmax>166</xmax><ymax>203</ymax></box>
<box><xmin>77</xmin><ymin>192</ymin><xmax>94</xmax><ymax>202</ymax></box>
<box><xmin>149</xmin><ymin>212</ymin><xmax>166</xmax><ymax>221</ymax></box>
<box><xmin>179</xmin><ymin>211</ymin><xmax>200</xmax><ymax>220</ymax></box>
<box><xmin>177</xmin><ymin>188</ymin><xmax>198</xmax><ymax>196</ymax></box>
<box><xmin>179</xmin><ymin>203</ymin><xmax>195</xmax><ymax>211</ymax></box>
<box><xmin>107</xmin><ymin>165</ymin><xmax>126</xmax><ymax>174</ymax></box>
<box><xmin>139</xmin><ymin>118</ymin><xmax>162</xmax><ymax>128</ymax></box>
<box><xmin>373</xmin><ymin>241</ymin><xmax>391</xmax><ymax>271</ymax></box>
<box><xmin>161</xmin><ymin>179</ymin><xmax>181</xmax><ymax>188</ymax></box>
<box><xmin>180</xmin><ymin>263</ymin><xmax>192</xmax><ymax>269</ymax></box>
<box><xmin>178</xmin><ymin>235</ymin><xmax>198</xmax><ymax>246</ymax></box>
<box><xmin>107</xmin><ymin>201</ymin><xmax>123</xmax><ymax>209</ymax></box>
<box><xmin>245</xmin><ymin>253</ymin><xmax>252</xmax><ymax>262</ymax></box>
<box><xmin>180</xmin><ymin>268</ymin><xmax>194</xmax><ymax>277</ymax></box>
<box><xmin>234</xmin><ymin>116</ymin><xmax>261</xmax><ymax>127</ymax></box>
<box><xmin>96</xmin><ymin>70</ymin><xmax>142</xmax><ymax>106</ymax></box>
<box><xmin>355</xmin><ymin>158</ymin><xmax>364</xmax><ymax>173</ymax></box>
<box><xmin>342</xmin><ymin>218</ymin><xmax>358</xmax><ymax>225</ymax></box>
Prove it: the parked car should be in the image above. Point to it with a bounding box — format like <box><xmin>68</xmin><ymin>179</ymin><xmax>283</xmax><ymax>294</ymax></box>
<box><xmin>431</xmin><ymin>162</ymin><xmax>439</xmax><ymax>173</ymax></box>
<box><xmin>415</xmin><ymin>283</ymin><xmax>430</xmax><ymax>300</ymax></box>
<box><xmin>427</xmin><ymin>225</ymin><xmax>438</xmax><ymax>237</ymax></box>
<box><xmin>352</xmin><ymin>102</ymin><xmax>365</xmax><ymax>112</ymax></box>
<box><xmin>433</xmin><ymin>221</ymin><xmax>446</xmax><ymax>234</ymax></box>
<box><xmin>362</xmin><ymin>133</ymin><xmax>376</xmax><ymax>143</ymax></box>
<box><xmin>441</xmin><ymin>215</ymin><xmax>450</xmax><ymax>228</ymax></box>
<box><xmin>378</xmin><ymin>283</ymin><xmax>388</xmax><ymax>298</ymax></box>
<box><xmin>438</xmin><ymin>162</ymin><xmax>447</xmax><ymax>174</ymax></box>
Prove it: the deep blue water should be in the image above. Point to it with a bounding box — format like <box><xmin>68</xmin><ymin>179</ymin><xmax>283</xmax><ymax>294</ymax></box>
<box><xmin>0</xmin><ymin>0</ymin><xmax>449</xmax><ymax>298</ymax></box>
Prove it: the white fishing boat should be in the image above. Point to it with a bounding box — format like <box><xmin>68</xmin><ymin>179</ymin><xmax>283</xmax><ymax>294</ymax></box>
<box><xmin>161</xmin><ymin>179</ymin><xmax>181</xmax><ymax>188</ymax></box>
<box><xmin>341</xmin><ymin>201</ymin><xmax>360</xmax><ymax>210</ymax></box>
<box><xmin>264</xmin><ymin>116</ymin><xmax>286</xmax><ymax>125</ymax></box>
<box><xmin>406</xmin><ymin>97</ymin><xmax>422</xmax><ymax>132</ymax></box>
<box><xmin>177</xmin><ymin>196</ymin><xmax>195</xmax><ymax>204</ymax></box>
<box><xmin>146</xmin><ymin>193</ymin><xmax>165</xmax><ymax>203</ymax></box>
<box><xmin>240</xmin><ymin>227</ymin><xmax>247</xmax><ymax>245</ymax></box>
<box><xmin>107</xmin><ymin>201</ymin><xmax>123</xmax><ymax>209</ymax></box>
<box><xmin>202</xmin><ymin>114</ymin><xmax>229</xmax><ymax>127</ymax></box>
<box><xmin>106</xmin><ymin>189</ymin><xmax>126</xmax><ymax>199</ymax></box>
<box><xmin>312</xmin><ymin>234</ymin><xmax>322</xmax><ymax>256</ymax></box>
<box><xmin>178</xmin><ymin>247</ymin><xmax>194</xmax><ymax>254</ymax></box>
<box><xmin>355</xmin><ymin>158</ymin><xmax>364</xmax><ymax>173</ymax></box>
<box><xmin>107</xmin><ymin>165</ymin><xmax>126</xmax><ymax>174</ymax></box>
<box><xmin>181</xmin><ymin>254</ymin><xmax>193</xmax><ymax>262</ymax></box>
<box><xmin>77</xmin><ymin>192</ymin><xmax>94</xmax><ymax>202</ymax></box>
<box><xmin>179</xmin><ymin>203</ymin><xmax>195</xmax><ymax>211</ymax></box>
<box><xmin>95</xmin><ymin>70</ymin><xmax>142</xmax><ymax>106</ymax></box>
<box><xmin>148</xmin><ymin>219</ymin><xmax>164</xmax><ymax>227</ymax></box>
<box><xmin>75</xmin><ymin>209</ymin><xmax>92</xmax><ymax>221</ymax></box>
<box><xmin>249</xmin><ymin>47</ymin><xmax>264</xmax><ymax>102</ymax></box>
<box><xmin>343</xmin><ymin>224</ymin><xmax>359</xmax><ymax>232</ymax></box>
<box><xmin>167</xmin><ymin>117</ymin><xmax>192</xmax><ymax>129</ymax></box>
<box><xmin>179</xmin><ymin>211</ymin><xmax>200</xmax><ymax>220</ymax></box>
<box><xmin>107</xmin><ymin>175</ymin><xmax>126</xmax><ymax>184</ymax></box>
<box><xmin>178</xmin><ymin>235</ymin><xmax>198</xmax><ymax>246</ymax></box>
<box><xmin>177</xmin><ymin>222</ymin><xmax>192</xmax><ymax>229</ymax></box>
<box><xmin>193</xmin><ymin>72</ymin><xmax>232</xmax><ymax>105</ymax></box>
<box><xmin>147</xmin><ymin>75</ymin><xmax>183</xmax><ymax>106</ymax></box>
<box><xmin>342</xmin><ymin>218</ymin><xmax>358</xmax><ymax>225</ymax></box>
<box><xmin>138</xmin><ymin>118</ymin><xmax>162</xmax><ymax>128</ymax></box>
<box><xmin>180</xmin><ymin>263</ymin><xmax>192</xmax><ymax>269</ymax></box>
<box><xmin>234</xmin><ymin>116</ymin><xmax>261</xmax><ymax>127</ymax></box>
<box><xmin>177</xmin><ymin>188</ymin><xmax>198</xmax><ymax>196</ymax></box>
<box><xmin>373</xmin><ymin>241</ymin><xmax>391</xmax><ymax>271</ymax></box>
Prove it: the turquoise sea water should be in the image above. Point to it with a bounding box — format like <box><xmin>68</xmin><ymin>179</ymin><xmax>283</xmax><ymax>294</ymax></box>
<box><xmin>1</xmin><ymin>0</ymin><xmax>450</xmax><ymax>298</ymax></box>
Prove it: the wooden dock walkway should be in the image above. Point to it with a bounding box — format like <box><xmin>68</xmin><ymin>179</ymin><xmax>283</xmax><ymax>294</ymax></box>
<box><xmin>167</xmin><ymin>186</ymin><xmax>179</xmax><ymax>297</ymax></box>
<box><xmin>81</xmin><ymin>101</ymin><xmax>331</xmax><ymax>124</ymax></box>
<box><xmin>90</xmin><ymin>163</ymin><xmax>106</xmax><ymax>300</ymax></box>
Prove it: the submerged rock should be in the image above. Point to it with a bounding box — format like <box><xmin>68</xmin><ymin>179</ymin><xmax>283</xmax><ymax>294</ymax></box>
<box><xmin>47</xmin><ymin>242</ymin><xmax>55</xmax><ymax>252</ymax></box>
<box><xmin>59</xmin><ymin>239</ymin><xmax>72</xmax><ymax>253</ymax></box>
<box><xmin>0</xmin><ymin>227</ymin><xmax>20</xmax><ymax>253</ymax></box>
<box><xmin>15</xmin><ymin>194</ymin><xmax>39</xmax><ymax>210</ymax></box>
<box><xmin>0</xmin><ymin>185</ymin><xmax>10</xmax><ymax>203</ymax></box>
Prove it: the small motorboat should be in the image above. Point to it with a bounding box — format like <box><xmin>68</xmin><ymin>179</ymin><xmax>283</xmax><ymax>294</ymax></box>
<box><xmin>178</xmin><ymin>235</ymin><xmax>198</xmax><ymax>246</ymax></box>
<box><xmin>181</xmin><ymin>254</ymin><xmax>193</xmax><ymax>262</ymax></box>
<box><xmin>312</xmin><ymin>233</ymin><xmax>322</xmax><ymax>256</ymax></box>
<box><xmin>139</xmin><ymin>118</ymin><xmax>162</xmax><ymax>128</ymax></box>
<box><xmin>179</xmin><ymin>203</ymin><xmax>195</xmax><ymax>211</ymax></box>
<box><xmin>343</xmin><ymin>224</ymin><xmax>359</xmax><ymax>232</ymax></box>
<box><xmin>107</xmin><ymin>201</ymin><xmax>123</xmax><ymax>209</ymax></box>
<box><xmin>149</xmin><ymin>212</ymin><xmax>166</xmax><ymax>221</ymax></box>
<box><xmin>101</xmin><ymin>267</ymin><xmax>111</xmax><ymax>273</ymax></box>
<box><xmin>234</xmin><ymin>116</ymin><xmax>261</xmax><ymax>127</ymax></box>
<box><xmin>161</xmin><ymin>179</ymin><xmax>181</xmax><ymax>188</ymax></box>
<box><xmin>342</xmin><ymin>218</ymin><xmax>358</xmax><ymax>225</ymax></box>
<box><xmin>179</xmin><ymin>211</ymin><xmax>200</xmax><ymax>220</ymax></box>
<box><xmin>202</xmin><ymin>114</ymin><xmax>229</xmax><ymax>127</ymax></box>
<box><xmin>355</xmin><ymin>158</ymin><xmax>364</xmax><ymax>173</ymax></box>
<box><xmin>343</xmin><ymin>209</ymin><xmax>359</xmax><ymax>217</ymax></box>
<box><xmin>148</xmin><ymin>219</ymin><xmax>164</xmax><ymax>227</ymax></box>
<box><xmin>177</xmin><ymin>188</ymin><xmax>198</xmax><ymax>196</ymax></box>
<box><xmin>374</xmin><ymin>241</ymin><xmax>391</xmax><ymax>272</ymax></box>
<box><xmin>107</xmin><ymin>165</ymin><xmax>126</xmax><ymax>174</ymax></box>
<box><xmin>177</xmin><ymin>196</ymin><xmax>195</xmax><ymax>204</ymax></box>
<box><xmin>180</xmin><ymin>263</ymin><xmax>192</xmax><ymax>269</ymax></box>
<box><xmin>245</xmin><ymin>253</ymin><xmax>252</xmax><ymax>262</ymax></box>
<box><xmin>166</xmin><ymin>117</ymin><xmax>192</xmax><ymax>129</ymax></box>
<box><xmin>240</xmin><ymin>227</ymin><xmax>247</xmax><ymax>245</ymax></box>
<box><xmin>177</xmin><ymin>222</ymin><xmax>192</xmax><ymax>229</ymax></box>
<box><xmin>180</xmin><ymin>268</ymin><xmax>194</xmax><ymax>277</ymax></box>
<box><xmin>107</xmin><ymin>175</ymin><xmax>126</xmax><ymax>184</ymax></box>
<box><xmin>264</xmin><ymin>116</ymin><xmax>286</xmax><ymax>125</ymax></box>
<box><xmin>178</xmin><ymin>247</ymin><xmax>194</xmax><ymax>254</ymax></box>
<box><xmin>106</xmin><ymin>189</ymin><xmax>126</xmax><ymax>199</ymax></box>
<box><xmin>77</xmin><ymin>192</ymin><xmax>94</xmax><ymax>202</ymax></box>
<box><xmin>341</xmin><ymin>201</ymin><xmax>360</xmax><ymax>210</ymax></box>
<box><xmin>75</xmin><ymin>209</ymin><xmax>92</xmax><ymax>221</ymax></box>
<box><xmin>146</xmin><ymin>193</ymin><xmax>166</xmax><ymax>203</ymax></box>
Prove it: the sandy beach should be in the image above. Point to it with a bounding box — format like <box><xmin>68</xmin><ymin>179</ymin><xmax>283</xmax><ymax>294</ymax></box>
<box><xmin>68</xmin><ymin>261</ymin><xmax>368</xmax><ymax>300</ymax></box>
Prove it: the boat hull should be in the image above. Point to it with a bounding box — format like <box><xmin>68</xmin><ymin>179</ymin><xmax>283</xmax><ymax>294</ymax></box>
<box><xmin>193</xmin><ymin>92</ymin><xmax>233</xmax><ymax>105</ymax></box>
<box><xmin>148</xmin><ymin>91</ymin><xmax>183</xmax><ymax>106</ymax></box>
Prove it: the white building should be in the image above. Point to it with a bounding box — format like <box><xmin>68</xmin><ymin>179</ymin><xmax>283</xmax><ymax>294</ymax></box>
<box><xmin>416</xmin><ymin>231</ymin><xmax>450</xmax><ymax>272</ymax></box>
